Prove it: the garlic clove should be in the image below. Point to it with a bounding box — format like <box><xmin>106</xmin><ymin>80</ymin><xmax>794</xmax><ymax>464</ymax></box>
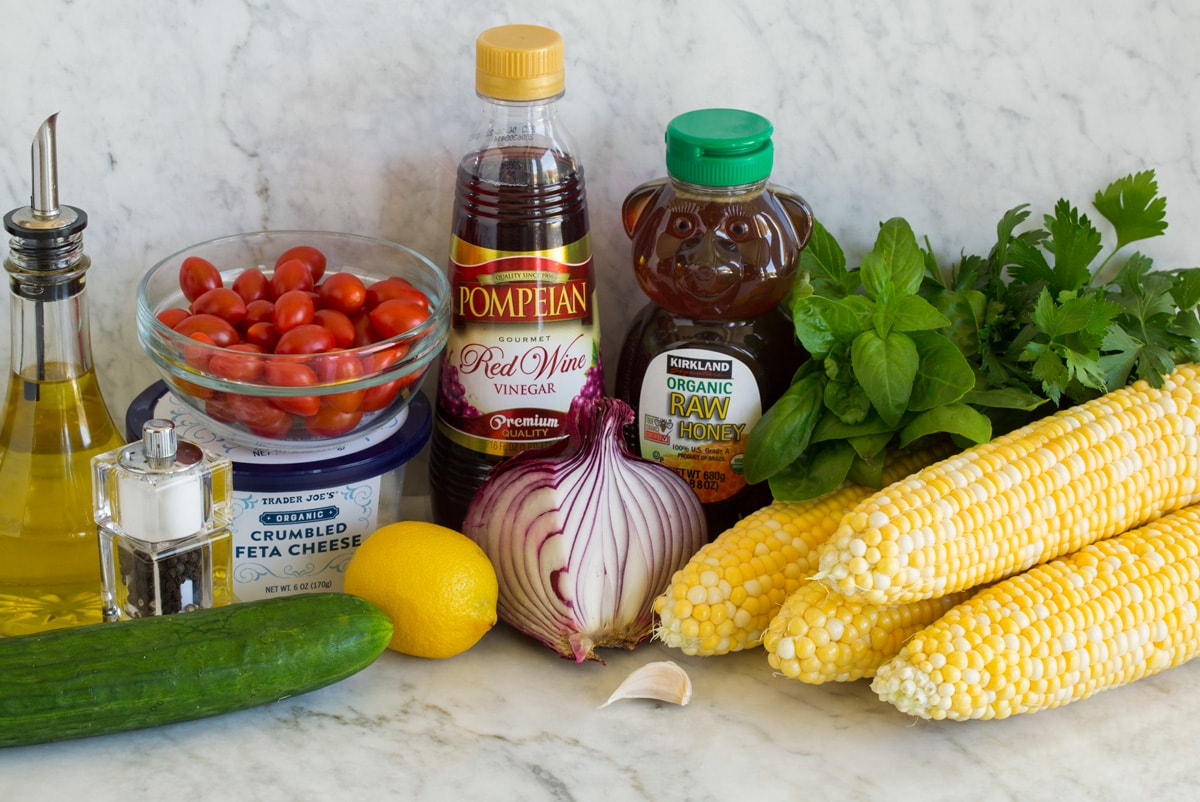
<box><xmin>599</xmin><ymin>660</ymin><xmax>693</xmax><ymax>708</ymax></box>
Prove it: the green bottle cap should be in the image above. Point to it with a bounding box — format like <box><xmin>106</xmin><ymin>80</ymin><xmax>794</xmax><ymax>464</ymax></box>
<box><xmin>664</xmin><ymin>108</ymin><xmax>774</xmax><ymax>187</ymax></box>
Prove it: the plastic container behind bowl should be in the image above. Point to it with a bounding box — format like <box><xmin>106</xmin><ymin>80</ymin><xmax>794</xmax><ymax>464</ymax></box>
<box><xmin>127</xmin><ymin>382</ymin><xmax>431</xmax><ymax>601</ymax></box>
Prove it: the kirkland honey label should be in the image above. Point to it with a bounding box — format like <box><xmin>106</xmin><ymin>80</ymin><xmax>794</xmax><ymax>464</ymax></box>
<box><xmin>439</xmin><ymin>236</ymin><xmax>603</xmax><ymax>458</ymax></box>
<box><xmin>636</xmin><ymin>348</ymin><xmax>761</xmax><ymax>503</ymax></box>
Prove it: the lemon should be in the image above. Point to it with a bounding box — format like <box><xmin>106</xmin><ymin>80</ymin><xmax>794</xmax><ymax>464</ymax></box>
<box><xmin>344</xmin><ymin>521</ymin><xmax>498</xmax><ymax>659</ymax></box>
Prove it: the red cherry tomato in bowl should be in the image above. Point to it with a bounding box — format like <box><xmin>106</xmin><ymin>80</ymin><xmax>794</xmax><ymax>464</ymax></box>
<box><xmin>275</xmin><ymin>324</ymin><xmax>337</xmax><ymax>355</ymax></box>
<box><xmin>305</xmin><ymin>404</ymin><xmax>364</xmax><ymax>437</ymax></box>
<box><xmin>174</xmin><ymin>313</ymin><xmax>240</xmax><ymax>348</ymax></box>
<box><xmin>179</xmin><ymin>256</ymin><xmax>222</xmax><ymax>302</ymax></box>
<box><xmin>317</xmin><ymin>272</ymin><xmax>367</xmax><ymax>315</ymax></box>
<box><xmin>276</xmin><ymin>246</ymin><xmax>327</xmax><ymax>283</ymax></box>
<box><xmin>270</xmin><ymin>259</ymin><xmax>315</xmax><ymax>297</ymax></box>
<box><xmin>369</xmin><ymin>299</ymin><xmax>430</xmax><ymax>340</ymax></box>
<box><xmin>232</xmin><ymin>267</ymin><xmax>270</xmax><ymax>304</ymax></box>
<box><xmin>365</xmin><ymin>277</ymin><xmax>430</xmax><ymax>311</ymax></box>
<box><xmin>192</xmin><ymin>288</ymin><xmax>248</xmax><ymax>328</ymax></box>
<box><xmin>273</xmin><ymin>290</ymin><xmax>315</xmax><ymax>332</ymax></box>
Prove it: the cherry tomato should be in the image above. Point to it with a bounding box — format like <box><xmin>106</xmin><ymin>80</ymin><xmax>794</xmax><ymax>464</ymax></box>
<box><xmin>362</xmin><ymin>343</ymin><xmax>409</xmax><ymax>374</ymax></box>
<box><xmin>174</xmin><ymin>313</ymin><xmax>240</xmax><ymax>348</ymax></box>
<box><xmin>275</xmin><ymin>324</ymin><xmax>336</xmax><ymax>355</ymax></box>
<box><xmin>317</xmin><ymin>272</ymin><xmax>367</xmax><ymax>315</ymax></box>
<box><xmin>305</xmin><ymin>404</ymin><xmax>363</xmax><ymax>437</ymax></box>
<box><xmin>156</xmin><ymin>307</ymin><xmax>191</xmax><ymax>329</ymax></box>
<box><xmin>174</xmin><ymin>377</ymin><xmax>216</xmax><ymax>401</ymax></box>
<box><xmin>192</xmin><ymin>287</ymin><xmax>248</xmax><ymax>328</ymax></box>
<box><xmin>179</xmin><ymin>256</ymin><xmax>222</xmax><ymax>302</ymax></box>
<box><xmin>365</xmin><ymin>277</ymin><xmax>428</xmax><ymax>310</ymax></box>
<box><xmin>208</xmin><ymin>343</ymin><xmax>265</xmax><ymax>382</ymax></box>
<box><xmin>313</xmin><ymin>308</ymin><xmax>355</xmax><ymax>348</ymax></box>
<box><xmin>264</xmin><ymin>361</ymin><xmax>321</xmax><ymax>417</ymax></box>
<box><xmin>244</xmin><ymin>321</ymin><xmax>280</xmax><ymax>351</ymax></box>
<box><xmin>243</xmin><ymin>299</ymin><xmax>275</xmax><ymax>328</ymax></box>
<box><xmin>361</xmin><ymin>378</ymin><xmax>403</xmax><ymax>412</ymax></box>
<box><xmin>227</xmin><ymin>393</ymin><xmax>293</xmax><ymax>437</ymax></box>
<box><xmin>270</xmin><ymin>258</ymin><xmax>315</xmax><ymax>297</ymax></box>
<box><xmin>369</xmin><ymin>299</ymin><xmax>430</xmax><ymax>339</ymax></box>
<box><xmin>264</xmin><ymin>359</ymin><xmax>318</xmax><ymax>387</ymax></box>
<box><xmin>314</xmin><ymin>353</ymin><xmax>365</xmax><ymax>413</ymax></box>
<box><xmin>350</xmin><ymin>310</ymin><xmax>378</xmax><ymax>346</ymax></box>
<box><xmin>204</xmin><ymin>395</ymin><xmax>238</xmax><ymax>424</ymax></box>
<box><xmin>179</xmin><ymin>330</ymin><xmax>217</xmax><ymax>373</ymax></box>
<box><xmin>231</xmin><ymin>267</ymin><xmax>270</xmax><ymax>304</ymax></box>
<box><xmin>272</xmin><ymin>290</ymin><xmax>315</xmax><ymax>332</ymax></box>
<box><xmin>276</xmin><ymin>245</ymin><xmax>327</xmax><ymax>283</ymax></box>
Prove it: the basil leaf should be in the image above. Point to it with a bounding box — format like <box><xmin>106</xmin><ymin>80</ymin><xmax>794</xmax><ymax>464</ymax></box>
<box><xmin>823</xmin><ymin>379</ymin><xmax>872</xmax><ymax>425</ymax></box>
<box><xmin>861</xmin><ymin>218</ymin><xmax>924</xmax><ymax>300</ymax></box>
<box><xmin>798</xmin><ymin>219</ymin><xmax>851</xmax><ymax>297</ymax></box>
<box><xmin>851</xmin><ymin>330</ymin><xmax>918</xmax><ymax>426</ymax></box>
<box><xmin>961</xmin><ymin>386</ymin><xmax>1048</xmax><ymax>411</ymax></box>
<box><xmin>892</xmin><ymin>294</ymin><xmax>952</xmax><ymax>333</ymax></box>
<box><xmin>899</xmin><ymin>404</ymin><xmax>992</xmax><ymax>448</ymax></box>
<box><xmin>845</xmin><ymin>453</ymin><xmax>885</xmax><ymax>488</ymax></box>
<box><xmin>811</xmin><ymin>409</ymin><xmax>893</xmax><ymax>443</ymax></box>
<box><xmin>926</xmin><ymin>288</ymin><xmax>986</xmax><ymax>357</ymax></box>
<box><xmin>743</xmin><ymin>368</ymin><xmax>825</xmax><ymax>484</ymax></box>
<box><xmin>848</xmin><ymin>431</ymin><xmax>893</xmax><ymax>460</ymax></box>
<box><xmin>793</xmin><ymin>295</ymin><xmax>864</xmax><ymax>356</ymax></box>
<box><xmin>908</xmin><ymin>330</ymin><xmax>974</xmax><ymax>411</ymax></box>
<box><xmin>767</xmin><ymin>441</ymin><xmax>856</xmax><ymax>502</ymax></box>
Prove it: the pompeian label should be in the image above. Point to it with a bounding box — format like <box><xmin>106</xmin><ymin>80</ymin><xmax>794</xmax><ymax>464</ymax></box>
<box><xmin>637</xmin><ymin>347</ymin><xmax>761</xmax><ymax>504</ymax></box>
<box><xmin>440</xmin><ymin>235</ymin><xmax>603</xmax><ymax>458</ymax></box>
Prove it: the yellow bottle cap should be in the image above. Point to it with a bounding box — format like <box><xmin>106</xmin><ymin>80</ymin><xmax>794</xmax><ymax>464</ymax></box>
<box><xmin>475</xmin><ymin>25</ymin><xmax>565</xmax><ymax>101</ymax></box>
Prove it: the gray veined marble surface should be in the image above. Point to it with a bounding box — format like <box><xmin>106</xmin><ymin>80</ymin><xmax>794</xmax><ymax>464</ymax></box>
<box><xmin>2</xmin><ymin>1</ymin><xmax>1199</xmax><ymax>799</ymax></box>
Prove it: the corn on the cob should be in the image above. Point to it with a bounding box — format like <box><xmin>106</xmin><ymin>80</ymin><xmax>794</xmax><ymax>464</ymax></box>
<box><xmin>653</xmin><ymin>444</ymin><xmax>952</xmax><ymax>655</ymax></box>
<box><xmin>816</xmin><ymin>363</ymin><xmax>1200</xmax><ymax>606</ymax></box>
<box><xmin>872</xmin><ymin>503</ymin><xmax>1200</xmax><ymax>720</ymax></box>
<box><xmin>763</xmin><ymin>583</ymin><xmax>971</xmax><ymax>683</ymax></box>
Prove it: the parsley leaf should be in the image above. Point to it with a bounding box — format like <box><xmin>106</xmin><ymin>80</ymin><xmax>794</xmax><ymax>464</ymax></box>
<box><xmin>1093</xmin><ymin>169</ymin><xmax>1168</xmax><ymax>252</ymax></box>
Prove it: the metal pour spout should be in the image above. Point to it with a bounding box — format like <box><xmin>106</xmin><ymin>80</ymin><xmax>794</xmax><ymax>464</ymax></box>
<box><xmin>5</xmin><ymin>113</ymin><xmax>83</xmax><ymax>235</ymax></box>
<box><xmin>31</xmin><ymin>114</ymin><xmax>61</xmax><ymax>222</ymax></box>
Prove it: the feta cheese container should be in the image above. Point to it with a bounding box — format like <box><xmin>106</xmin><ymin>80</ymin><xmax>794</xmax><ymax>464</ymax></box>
<box><xmin>127</xmin><ymin>382</ymin><xmax>430</xmax><ymax>601</ymax></box>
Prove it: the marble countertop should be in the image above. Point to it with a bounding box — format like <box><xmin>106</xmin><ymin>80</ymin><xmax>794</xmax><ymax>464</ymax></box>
<box><xmin>1</xmin><ymin>577</ymin><xmax>1196</xmax><ymax>801</ymax></box>
<box><xmin>1</xmin><ymin>504</ymin><xmax>1197</xmax><ymax>802</ymax></box>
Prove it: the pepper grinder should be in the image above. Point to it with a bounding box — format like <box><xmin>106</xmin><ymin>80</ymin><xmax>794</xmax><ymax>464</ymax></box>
<box><xmin>94</xmin><ymin>419</ymin><xmax>234</xmax><ymax>620</ymax></box>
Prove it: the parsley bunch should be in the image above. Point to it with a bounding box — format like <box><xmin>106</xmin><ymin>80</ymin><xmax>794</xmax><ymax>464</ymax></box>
<box><xmin>745</xmin><ymin>170</ymin><xmax>1200</xmax><ymax>501</ymax></box>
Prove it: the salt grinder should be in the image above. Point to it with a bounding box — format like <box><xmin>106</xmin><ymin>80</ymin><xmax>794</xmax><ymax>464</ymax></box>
<box><xmin>95</xmin><ymin>419</ymin><xmax>233</xmax><ymax>621</ymax></box>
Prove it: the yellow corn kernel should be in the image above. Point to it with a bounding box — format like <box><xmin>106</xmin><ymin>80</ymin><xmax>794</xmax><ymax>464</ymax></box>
<box><xmin>763</xmin><ymin>582</ymin><xmax>970</xmax><ymax>683</ymax></box>
<box><xmin>872</xmin><ymin>503</ymin><xmax>1200</xmax><ymax>720</ymax></box>
<box><xmin>653</xmin><ymin>443</ymin><xmax>953</xmax><ymax>655</ymax></box>
<box><xmin>816</xmin><ymin>364</ymin><xmax>1200</xmax><ymax>606</ymax></box>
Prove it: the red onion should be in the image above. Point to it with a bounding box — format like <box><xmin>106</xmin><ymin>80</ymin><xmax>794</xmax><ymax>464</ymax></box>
<box><xmin>462</xmin><ymin>396</ymin><xmax>707</xmax><ymax>663</ymax></box>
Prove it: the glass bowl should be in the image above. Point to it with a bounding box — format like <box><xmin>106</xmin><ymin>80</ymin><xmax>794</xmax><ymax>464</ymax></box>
<box><xmin>137</xmin><ymin>230</ymin><xmax>449</xmax><ymax>450</ymax></box>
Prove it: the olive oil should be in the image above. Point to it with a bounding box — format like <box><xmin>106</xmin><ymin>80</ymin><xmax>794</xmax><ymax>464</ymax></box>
<box><xmin>0</xmin><ymin>369</ymin><xmax>123</xmax><ymax>635</ymax></box>
<box><xmin>0</xmin><ymin>114</ymin><xmax>124</xmax><ymax>635</ymax></box>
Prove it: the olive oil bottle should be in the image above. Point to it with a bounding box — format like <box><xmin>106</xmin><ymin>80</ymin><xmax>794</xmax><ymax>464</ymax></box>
<box><xmin>0</xmin><ymin>115</ymin><xmax>124</xmax><ymax>636</ymax></box>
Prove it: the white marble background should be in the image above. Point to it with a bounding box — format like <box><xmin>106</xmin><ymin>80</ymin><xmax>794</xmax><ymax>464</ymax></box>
<box><xmin>2</xmin><ymin>0</ymin><xmax>1197</xmax><ymax>430</ymax></box>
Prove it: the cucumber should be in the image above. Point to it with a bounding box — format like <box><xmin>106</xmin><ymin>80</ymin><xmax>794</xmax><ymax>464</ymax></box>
<box><xmin>0</xmin><ymin>592</ymin><xmax>393</xmax><ymax>747</ymax></box>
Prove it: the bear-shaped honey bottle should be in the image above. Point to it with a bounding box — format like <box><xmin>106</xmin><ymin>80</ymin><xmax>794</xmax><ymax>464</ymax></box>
<box><xmin>614</xmin><ymin>108</ymin><xmax>813</xmax><ymax>536</ymax></box>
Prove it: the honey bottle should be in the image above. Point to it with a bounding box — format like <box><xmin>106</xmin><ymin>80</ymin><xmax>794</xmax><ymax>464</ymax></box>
<box><xmin>0</xmin><ymin>114</ymin><xmax>124</xmax><ymax>635</ymax></box>
<box><xmin>615</xmin><ymin>109</ymin><xmax>813</xmax><ymax>536</ymax></box>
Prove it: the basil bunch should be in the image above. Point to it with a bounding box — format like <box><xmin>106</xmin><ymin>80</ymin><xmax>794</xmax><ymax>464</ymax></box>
<box><xmin>745</xmin><ymin>171</ymin><xmax>1200</xmax><ymax>501</ymax></box>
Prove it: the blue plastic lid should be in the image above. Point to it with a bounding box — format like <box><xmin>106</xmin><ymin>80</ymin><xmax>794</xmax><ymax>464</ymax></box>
<box><xmin>126</xmin><ymin>382</ymin><xmax>431</xmax><ymax>492</ymax></box>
